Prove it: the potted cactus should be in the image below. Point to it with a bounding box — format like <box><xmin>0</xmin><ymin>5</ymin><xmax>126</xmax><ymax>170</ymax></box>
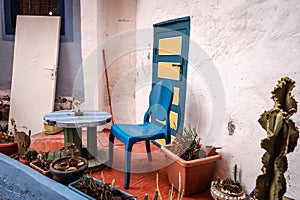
<box><xmin>249</xmin><ymin>77</ymin><xmax>299</xmax><ymax>200</ymax></box>
<box><xmin>15</xmin><ymin>130</ymin><xmax>38</xmax><ymax>165</ymax></box>
<box><xmin>49</xmin><ymin>143</ymin><xmax>88</xmax><ymax>185</ymax></box>
<box><xmin>10</xmin><ymin>124</ymin><xmax>38</xmax><ymax>165</ymax></box>
<box><xmin>210</xmin><ymin>165</ymin><xmax>246</xmax><ymax>200</ymax></box>
<box><xmin>18</xmin><ymin>148</ymin><xmax>38</xmax><ymax>165</ymax></box>
<box><xmin>69</xmin><ymin>172</ymin><xmax>137</xmax><ymax>199</ymax></box>
<box><xmin>161</xmin><ymin>126</ymin><xmax>222</xmax><ymax>196</ymax></box>
<box><xmin>30</xmin><ymin>151</ymin><xmax>53</xmax><ymax>177</ymax></box>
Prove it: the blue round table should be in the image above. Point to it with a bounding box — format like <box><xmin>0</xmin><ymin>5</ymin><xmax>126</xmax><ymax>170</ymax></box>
<box><xmin>44</xmin><ymin>110</ymin><xmax>112</xmax><ymax>171</ymax></box>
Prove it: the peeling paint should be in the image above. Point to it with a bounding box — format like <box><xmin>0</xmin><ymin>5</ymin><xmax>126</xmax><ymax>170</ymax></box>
<box><xmin>228</xmin><ymin>120</ymin><xmax>235</xmax><ymax>135</ymax></box>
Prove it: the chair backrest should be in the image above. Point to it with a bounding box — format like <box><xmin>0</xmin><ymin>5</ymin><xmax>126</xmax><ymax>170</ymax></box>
<box><xmin>144</xmin><ymin>80</ymin><xmax>173</xmax><ymax>143</ymax></box>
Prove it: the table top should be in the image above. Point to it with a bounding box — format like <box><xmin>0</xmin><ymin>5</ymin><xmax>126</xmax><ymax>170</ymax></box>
<box><xmin>44</xmin><ymin>110</ymin><xmax>112</xmax><ymax>128</ymax></box>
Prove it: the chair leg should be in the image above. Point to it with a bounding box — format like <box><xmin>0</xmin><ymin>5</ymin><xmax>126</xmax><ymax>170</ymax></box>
<box><xmin>108</xmin><ymin>133</ymin><xmax>115</xmax><ymax>169</ymax></box>
<box><xmin>145</xmin><ymin>140</ymin><xmax>152</xmax><ymax>161</ymax></box>
<box><xmin>124</xmin><ymin>145</ymin><xmax>132</xmax><ymax>189</ymax></box>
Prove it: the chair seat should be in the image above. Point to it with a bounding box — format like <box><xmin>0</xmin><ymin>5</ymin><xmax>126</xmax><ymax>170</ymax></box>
<box><xmin>111</xmin><ymin>122</ymin><xmax>166</xmax><ymax>144</ymax></box>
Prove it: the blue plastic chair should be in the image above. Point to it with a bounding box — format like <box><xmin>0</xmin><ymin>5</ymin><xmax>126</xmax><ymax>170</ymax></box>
<box><xmin>108</xmin><ymin>80</ymin><xmax>173</xmax><ymax>189</ymax></box>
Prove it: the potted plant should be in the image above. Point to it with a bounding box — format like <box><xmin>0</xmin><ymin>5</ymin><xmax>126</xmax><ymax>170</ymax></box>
<box><xmin>18</xmin><ymin>148</ymin><xmax>38</xmax><ymax>165</ymax></box>
<box><xmin>248</xmin><ymin>77</ymin><xmax>299</xmax><ymax>200</ymax></box>
<box><xmin>30</xmin><ymin>151</ymin><xmax>53</xmax><ymax>177</ymax></box>
<box><xmin>49</xmin><ymin>143</ymin><xmax>88</xmax><ymax>185</ymax></box>
<box><xmin>161</xmin><ymin>126</ymin><xmax>222</xmax><ymax>196</ymax></box>
<box><xmin>0</xmin><ymin>118</ymin><xmax>18</xmax><ymax>156</ymax></box>
<box><xmin>10</xmin><ymin>126</ymin><xmax>38</xmax><ymax>165</ymax></box>
<box><xmin>210</xmin><ymin>165</ymin><xmax>246</xmax><ymax>200</ymax></box>
<box><xmin>69</xmin><ymin>172</ymin><xmax>137</xmax><ymax>200</ymax></box>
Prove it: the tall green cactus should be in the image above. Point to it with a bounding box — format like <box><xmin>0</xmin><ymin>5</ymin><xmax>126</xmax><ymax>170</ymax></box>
<box><xmin>254</xmin><ymin>77</ymin><xmax>299</xmax><ymax>200</ymax></box>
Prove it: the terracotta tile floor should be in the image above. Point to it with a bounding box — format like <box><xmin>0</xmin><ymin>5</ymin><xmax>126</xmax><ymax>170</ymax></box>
<box><xmin>31</xmin><ymin>129</ymin><xmax>213</xmax><ymax>199</ymax></box>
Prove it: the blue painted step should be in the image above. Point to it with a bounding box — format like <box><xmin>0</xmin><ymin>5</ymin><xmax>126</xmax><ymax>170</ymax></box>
<box><xmin>0</xmin><ymin>153</ymin><xmax>86</xmax><ymax>200</ymax></box>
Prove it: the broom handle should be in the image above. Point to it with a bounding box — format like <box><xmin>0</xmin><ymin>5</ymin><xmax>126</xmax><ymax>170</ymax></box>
<box><xmin>102</xmin><ymin>49</ymin><xmax>115</xmax><ymax>124</ymax></box>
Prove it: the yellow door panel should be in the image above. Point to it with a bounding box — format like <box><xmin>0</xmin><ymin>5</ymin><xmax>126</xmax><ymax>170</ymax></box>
<box><xmin>172</xmin><ymin>87</ymin><xmax>179</xmax><ymax>105</ymax></box>
<box><xmin>159</xmin><ymin>36</ymin><xmax>182</xmax><ymax>55</ymax></box>
<box><xmin>158</xmin><ymin>62</ymin><xmax>180</xmax><ymax>80</ymax></box>
<box><xmin>170</xmin><ymin>111</ymin><xmax>178</xmax><ymax>130</ymax></box>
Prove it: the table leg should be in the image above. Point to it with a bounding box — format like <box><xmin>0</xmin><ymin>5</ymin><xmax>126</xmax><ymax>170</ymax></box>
<box><xmin>87</xmin><ymin>127</ymin><xmax>97</xmax><ymax>159</ymax></box>
<box><xmin>84</xmin><ymin>128</ymin><xmax>108</xmax><ymax>172</ymax></box>
<box><xmin>64</xmin><ymin>128</ymin><xmax>82</xmax><ymax>156</ymax></box>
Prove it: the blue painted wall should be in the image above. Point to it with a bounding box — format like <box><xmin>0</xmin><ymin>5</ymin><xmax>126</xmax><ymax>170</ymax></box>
<box><xmin>0</xmin><ymin>0</ymin><xmax>82</xmax><ymax>97</ymax></box>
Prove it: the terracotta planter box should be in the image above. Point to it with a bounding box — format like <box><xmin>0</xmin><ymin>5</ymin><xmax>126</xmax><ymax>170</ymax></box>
<box><xmin>19</xmin><ymin>157</ymin><xmax>30</xmax><ymax>165</ymax></box>
<box><xmin>10</xmin><ymin>153</ymin><xmax>32</xmax><ymax>166</ymax></box>
<box><xmin>161</xmin><ymin>145</ymin><xmax>222</xmax><ymax>196</ymax></box>
<box><xmin>30</xmin><ymin>161</ymin><xmax>52</xmax><ymax>178</ymax></box>
<box><xmin>0</xmin><ymin>142</ymin><xmax>18</xmax><ymax>156</ymax></box>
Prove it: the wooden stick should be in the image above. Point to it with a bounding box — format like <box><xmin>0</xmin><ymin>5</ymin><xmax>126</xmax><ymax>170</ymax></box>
<box><xmin>102</xmin><ymin>49</ymin><xmax>115</xmax><ymax>124</ymax></box>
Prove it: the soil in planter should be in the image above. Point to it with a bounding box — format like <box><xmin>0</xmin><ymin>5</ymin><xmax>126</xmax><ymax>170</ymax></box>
<box><xmin>53</xmin><ymin>157</ymin><xmax>85</xmax><ymax>171</ymax></box>
<box><xmin>33</xmin><ymin>159</ymin><xmax>53</xmax><ymax>171</ymax></box>
<box><xmin>74</xmin><ymin>177</ymin><xmax>135</xmax><ymax>200</ymax></box>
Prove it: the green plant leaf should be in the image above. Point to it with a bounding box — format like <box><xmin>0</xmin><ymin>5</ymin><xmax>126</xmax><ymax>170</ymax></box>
<box><xmin>272</xmin><ymin>77</ymin><xmax>297</xmax><ymax>116</ymax></box>
<box><xmin>261</xmin><ymin>152</ymin><xmax>273</xmax><ymax>174</ymax></box>
<box><xmin>269</xmin><ymin>156</ymin><xmax>287</xmax><ymax>200</ymax></box>
<box><xmin>287</xmin><ymin>120</ymin><xmax>300</xmax><ymax>153</ymax></box>
<box><xmin>255</xmin><ymin>174</ymin><xmax>271</xmax><ymax>199</ymax></box>
<box><xmin>258</xmin><ymin>108</ymin><xmax>284</xmax><ymax>137</ymax></box>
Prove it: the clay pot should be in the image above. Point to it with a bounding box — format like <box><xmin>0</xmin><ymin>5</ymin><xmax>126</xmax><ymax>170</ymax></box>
<box><xmin>161</xmin><ymin>145</ymin><xmax>222</xmax><ymax>196</ymax></box>
<box><xmin>210</xmin><ymin>180</ymin><xmax>246</xmax><ymax>200</ymax></box>
<box><xmin>49</xmin><ymin>156</ymin><xmax>88</xmax><ymax>185</ymax></box>
<box><xmin>0</xmin><ymin>142</ymin><xmax>18</xmax><ymax>156</ymax></box>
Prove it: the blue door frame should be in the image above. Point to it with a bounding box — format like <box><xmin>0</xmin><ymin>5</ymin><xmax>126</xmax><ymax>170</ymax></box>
<box><xmin>152</xmin><ymin>16</ymin><xmax>190</xmax><ymax>143</ymax></box>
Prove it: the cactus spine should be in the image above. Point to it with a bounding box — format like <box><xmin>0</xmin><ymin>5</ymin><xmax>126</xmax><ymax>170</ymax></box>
<box><xmin>254</xmin><ymin>77</ymin><xmax>299</xmax><ymax>200</ymax></box>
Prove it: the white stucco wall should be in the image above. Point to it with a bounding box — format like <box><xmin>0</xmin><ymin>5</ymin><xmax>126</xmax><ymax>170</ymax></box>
<box><xmin>99</xmin><ymin>0</ymin><xmax>137</xmax><ymax>124</ymax></box>
<box><xmin>80</xmin><ymin>0</ymin><xmax>137</xmax><ymax>125</ymax></box>
<box><xmin>135</xmin><ymin>0</ymin><xmax>300</xmax><ymax>198</ymax></box>
<box><xmin>80</xmin><ymin>0</ymin><xmax>101</xmax><ymax>109</ymax></box>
